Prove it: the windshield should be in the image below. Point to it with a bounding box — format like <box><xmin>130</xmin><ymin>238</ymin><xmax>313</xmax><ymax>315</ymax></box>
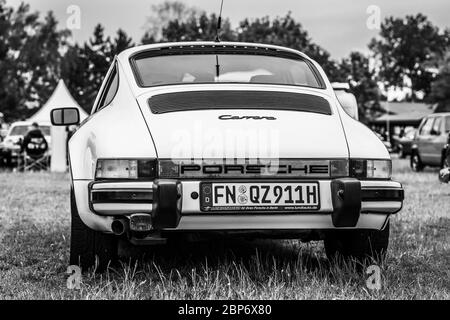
<box><xmin>405</xmin><ymin>129</ymin><xmax>416</xmax><ymax>139</ymax></box>
<box><xmin>133</xmin><ymin>54</ymin><xmax>323</xmax><ymax>88</ymax></box>
<box><xmin>10</xmin><ymin>125</ymin><xmax>50</xmax><ymax>136</ymax></box>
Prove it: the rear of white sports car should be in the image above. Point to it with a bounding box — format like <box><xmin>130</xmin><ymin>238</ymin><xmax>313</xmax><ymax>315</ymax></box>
<box><xmin>62</xmin><ymin>42</ymin><xmax>404</xmax><ymax>271</ymax></box>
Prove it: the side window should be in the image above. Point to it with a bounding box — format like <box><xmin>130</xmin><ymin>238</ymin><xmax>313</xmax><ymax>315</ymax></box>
<box><xmin>431</xmin><ymin>117</ymin><xmax>442</xmax><ymax>135</ymax></box>
<box><xmin>96</xmin><ymin>64</ymin><xmax>119</xmax><ymax>112</ymax></box>
<box><xmin>419</xmin><ymin>117</ymin><xmax>433</xmax><ymax>135</ymax></box>
<box><xmin>445</xmin><ymin>116</ymin><xmax>450</xmax><ymax>133</ymax></box>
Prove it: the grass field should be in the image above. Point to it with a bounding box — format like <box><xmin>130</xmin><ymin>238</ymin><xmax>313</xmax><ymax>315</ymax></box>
<box><xmin>0</xmin><ymin>158</ymin><xmax>449</xmax><ymax>300</ymax></box>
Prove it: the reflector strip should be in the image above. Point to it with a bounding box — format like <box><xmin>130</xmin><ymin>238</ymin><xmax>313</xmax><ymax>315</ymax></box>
<box><xmin>91</xmin><ymin>190</ymin><xmax>153</xmax><ymax>204</ymax></box>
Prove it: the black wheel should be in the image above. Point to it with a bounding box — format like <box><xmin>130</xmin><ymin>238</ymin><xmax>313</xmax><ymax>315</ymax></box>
<box><xmin>324</xmin><ymin>222</ymin><xmax>390</xmax><ymax>263</ymax></box>
<box><xmin>441</xmin><ymin>150</ymin><xmax>450</xmax><ymax>169</ymax></box>
<box><xmin>70</xmin><ymin>188</ymin><xmax>118</xmax><ymax>272</ymax></box>
<box><xmin>410</xmin><ymin>152</ymin><xmax>424</xmax><ymax>172</ymax></box>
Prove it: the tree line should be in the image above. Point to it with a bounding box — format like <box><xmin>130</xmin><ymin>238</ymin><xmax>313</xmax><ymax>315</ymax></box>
<box><xmin>1</xmin><ymin>0</ymin><xmax>449</xmax><ymax>124</ymax></box>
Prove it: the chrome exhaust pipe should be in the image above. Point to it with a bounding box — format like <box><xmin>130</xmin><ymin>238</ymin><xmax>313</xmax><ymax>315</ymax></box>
<box><xmin>111</xmin><ymin>218</ymin><xmax>129</xmax><ymax>236</ymax></box>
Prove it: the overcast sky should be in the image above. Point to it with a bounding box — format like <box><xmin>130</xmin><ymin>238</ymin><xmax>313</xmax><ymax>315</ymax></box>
<box><xmin>6</xmin><ymin>0</ymin><xmax>450</xmax><ymax>59</ymax></box>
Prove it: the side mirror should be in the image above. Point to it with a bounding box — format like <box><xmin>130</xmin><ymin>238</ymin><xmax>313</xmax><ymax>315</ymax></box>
<box><xmin>332</xmin><ymin>83</ymin><xmax>359</xmax><ymax>120</ymax></box>
<box><xmin>51</xmin><ymin>108</ymin><xmax>80</xmax><ymax>126</ymax></box>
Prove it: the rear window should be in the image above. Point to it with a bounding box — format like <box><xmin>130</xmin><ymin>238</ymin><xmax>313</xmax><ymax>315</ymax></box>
<box><xmin>132</xmin><ymin>53</ymin><xmax>323</xmax><ymax>89</ymax></box>
<box><xmin>10</xmin><ymin>125</ymin><xmax>28</xmax><ymax>136</ymax></box>
<box><xmin>432</xmin><ymin>117</ymin><xmax>442</xmax><ymax>134</ymax></box>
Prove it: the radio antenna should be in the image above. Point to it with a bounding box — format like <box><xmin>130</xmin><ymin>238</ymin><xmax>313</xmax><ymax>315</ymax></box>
<box><xmin>215</xmin><ymin>0</ymin><xmax>224</xmax><ymax>42</ymax></box>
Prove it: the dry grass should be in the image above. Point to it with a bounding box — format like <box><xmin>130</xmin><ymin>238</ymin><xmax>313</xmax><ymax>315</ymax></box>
<box><xmin>0</xmin><ymin>158</ymin><xmax>448</xmax><ymax>300</ymax></box>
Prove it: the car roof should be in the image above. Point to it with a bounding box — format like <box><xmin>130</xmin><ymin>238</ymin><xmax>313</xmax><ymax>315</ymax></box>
<box><xmin>10</xmin><ymin>121</ymin><xmax>51</xmax><ymax>127</ymax></box>
<box><xmin>426</xmin><ymin>112</ymin><xmax>450</xmax><ymax>118</ymax></box>
<box><xmin>117</xmin><ymin>41</ymin><xmax>311</xmax><ymax>62</ymax></box>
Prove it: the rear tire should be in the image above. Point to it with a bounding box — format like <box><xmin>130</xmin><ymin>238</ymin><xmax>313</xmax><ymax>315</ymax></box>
<box><xmin>69</xmin><ymin>188</ymin><xmax>118</xmax><ymax>272</ymax></box>
<box><xmin>410</xmin><ymin>152</ymin><xmax>424</xmax><ymax>172</ymax></box>
<box><xmin>324</xmin><ymin>222</ymin><xmax>390</xmax><ymax>263</ymax></box>
<box><xmin>398</xmin><ymin>145</ymin><xmax>406</xmax><ymax>159</ymax></box>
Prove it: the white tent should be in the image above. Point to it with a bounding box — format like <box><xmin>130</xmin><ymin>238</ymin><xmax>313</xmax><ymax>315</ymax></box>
<box><xmin>29</xmin><ymin>80</ymin><xmax>88</xmax><ymax>123</ymax></box>
<box><xmin>28</xmin><ymin>80</ymin><xmax>89</xmax><ymax>172</ymax></box>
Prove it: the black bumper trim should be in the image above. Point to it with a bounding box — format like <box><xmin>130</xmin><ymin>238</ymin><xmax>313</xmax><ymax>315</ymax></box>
<box><xmin>361</xmin><ymin>188</ymin><xmax>404</xmax><ymax>202</ymax></box>
<box><xmin>331</xmin><ymin>178</ymin><xmax>361</xmax><ymax>228</ymax></box>
<box><xmin>91</xmin><ymin>190</ymin><xmax>153</xmax><ymax>204</ymax></box>
<box><xmin>151</xmin><ymin>180</ymin><xmax>182</xmax><ymax>229</ymax></box>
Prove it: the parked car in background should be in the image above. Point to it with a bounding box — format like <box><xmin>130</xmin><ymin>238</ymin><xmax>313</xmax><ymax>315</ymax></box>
<box><xmin>0</xmin><ymin>121</ymin><xmax>51</xmax><ymax>166</ymax></box>
<box><xmin>393</xmin><ymin>128</ymin><xmax>416</xmax><ymax>158</ymax></box>
<box><xmin>51</xmin><ymin>42</ymin><xmax>404</xmax><ymax>271</ymax></box>
<box><xmin>411</xmin><ymin>113</ymin><xmax>450</xmax><ymax>171</ymax></box>
<box><xmin>443</xmin><ymin>131</ymin><xmax>450</xmax><ymax>163</ymax></box>
<box><xmin>439</xmin><ymin>135</ymin><xmax>450</xmax><ymax>183</ymax></box>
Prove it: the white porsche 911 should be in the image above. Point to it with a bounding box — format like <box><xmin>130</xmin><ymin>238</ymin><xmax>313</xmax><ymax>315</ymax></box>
<box><xmin>51</xmin><ymin>42</ymin><xmax>404</xmax><ymax>271</ymax></box>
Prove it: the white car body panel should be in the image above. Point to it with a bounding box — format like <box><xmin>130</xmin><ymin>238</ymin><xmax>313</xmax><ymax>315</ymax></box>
<box><xmin>338</xmin><ymin>111</ymin><xmax>390</xmax><ymax>159</ymax></box>
<box><xmin>76</xmin><ymin>178</ymin><xmax>401</xmax><ymax>232</ymax></box>
<box><xmin>69</xmin><ymin>61</ymin><xmax>157</xmax><ymax>180</ymax></box>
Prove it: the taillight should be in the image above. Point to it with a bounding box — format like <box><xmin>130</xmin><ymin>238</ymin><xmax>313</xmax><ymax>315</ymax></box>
<box><xmin>350</xmin><ymin>159</ymin><xmax>392</xmax><ymax>179</ymax></box>
<box><xmin>95</xmin><ymin>159</ymin><xmax>157</xmax><ymax>180</ymax></box>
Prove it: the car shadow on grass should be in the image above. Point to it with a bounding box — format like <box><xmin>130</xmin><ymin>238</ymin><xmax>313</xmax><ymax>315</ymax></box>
<box><xmin>0</xmin><ymin>218</ymin><xmax>365</xmax><ymax>284</ymax></box>
<box><xmin>116</xmin><ymin>235</ymin><xmax>337</xmax><ymax>280</ymax></box>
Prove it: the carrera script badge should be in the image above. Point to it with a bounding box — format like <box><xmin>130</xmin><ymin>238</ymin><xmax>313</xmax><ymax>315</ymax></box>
<box><xmin>219</xmin><ymin>115</ymin><xmax>277</xmax><ymax>120</ymax></box>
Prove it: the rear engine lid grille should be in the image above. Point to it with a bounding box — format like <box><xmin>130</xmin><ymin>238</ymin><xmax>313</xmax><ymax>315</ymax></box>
<box><xmin>148</xmin><ymin>91</ymin><xmax>332</xmax><ymax>115</ymax></box>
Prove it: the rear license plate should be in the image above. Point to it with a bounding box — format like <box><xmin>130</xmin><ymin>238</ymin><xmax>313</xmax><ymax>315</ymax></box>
<box><xmin>200</xmin><ymin>182</ymin><xmax>320</xmax><ymax>212</ymax></box>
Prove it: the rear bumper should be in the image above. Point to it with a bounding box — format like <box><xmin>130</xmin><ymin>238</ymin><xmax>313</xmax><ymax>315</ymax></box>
<box><xmin>172</xmin><ymin>214</ymin><xmax>389</xmax><ymax>230</ymax></box>
<box><xmin>73</xmin><ymin>178</ymin><xmax>403</xmax><ymax>233</ymax></box>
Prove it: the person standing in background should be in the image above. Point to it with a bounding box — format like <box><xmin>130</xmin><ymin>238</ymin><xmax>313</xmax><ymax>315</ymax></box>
<box><xmin>21</xmin><ymin>122</ymin><xmax>48</xmax><ymax>158</ymax></box>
